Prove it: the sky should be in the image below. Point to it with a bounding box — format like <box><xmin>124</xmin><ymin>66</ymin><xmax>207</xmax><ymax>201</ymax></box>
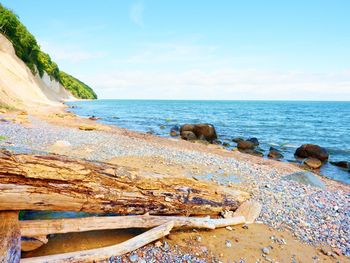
<box><xmin>2</xmin><ymin>0</ymin><xmax>350</xmax><ymax>100</ymax></box>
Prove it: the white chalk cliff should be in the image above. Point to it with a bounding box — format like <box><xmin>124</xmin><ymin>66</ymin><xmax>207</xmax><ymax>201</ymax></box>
<box><xmin>0</xmin><ymin>33</ymin><xmax>74</xmax><ymax>109</ymax></box>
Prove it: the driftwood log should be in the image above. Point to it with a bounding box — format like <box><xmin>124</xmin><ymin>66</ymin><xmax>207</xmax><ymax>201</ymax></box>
<box><xmin>21</xmin><ymin>221</ymin><xmax>174</xmax><ymax>263</ymax></box>
<box><xmin>0</xmin><ymin>211</ymin><xmax>21</xmax><ymax>263</ymax></box>
<box><xmin>21</xmin><ymin>236</ymin><xmax>48</xmax><ymax>252</ymax></box>
<box><xmin>20</xmin><ymin>215</ymin><xmax>246</xmax><ymax>237</ymax></box>
<box><xmin>0</xmin><ymin>151</ymin><xmax>249</xmax><ymax>215</ymax></box>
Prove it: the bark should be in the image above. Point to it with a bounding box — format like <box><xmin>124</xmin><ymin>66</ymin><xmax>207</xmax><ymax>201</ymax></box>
<box><xmin>0</xmin><ymin>151</ymin><xmax>250</xmax><ymax>215</ymax></box>
<box><xmin>0</xmin><ymin>211</ymin><xmax>21</xmax><ymax>263</ymax></box>
<box><xmin>21</xmin><ymin>222</ymin><xmax>174</xmax><ymax>263</ymax></box>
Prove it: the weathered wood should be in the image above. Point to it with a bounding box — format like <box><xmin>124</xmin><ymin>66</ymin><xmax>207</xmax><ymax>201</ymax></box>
<box><xmin>0</xmin><ymin>211</ymin><xmax>21</xmax><ymax>263</ymax></box>
<box><xmin>20</xmin><ymin>215</ymin><xmax>246</xmax><ymax>237</ymax></box>
<box><xmin>0</xmin><ymin>151</ymin><xmax>250</xmax><ymax>215</ymax></box>
<box><xmin>233</xmin><ymin>200</ymin><xmax>262</xmax><ymax>224</ymax></box>
<box><xmin>21</xmin><ymin>221</ymin><xmax>174</xmax><ymax>263</ymax></box>
<box><xmin>21</xmin><ymin>236</ymin><xmax>48</xmax><ymax>252</ymax></box>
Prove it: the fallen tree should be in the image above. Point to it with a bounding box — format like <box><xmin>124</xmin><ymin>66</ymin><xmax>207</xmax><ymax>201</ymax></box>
<box><xmin>0</xmin><ymin>151</ymin><xmax>250</xmax><ymax>215</ymax></box>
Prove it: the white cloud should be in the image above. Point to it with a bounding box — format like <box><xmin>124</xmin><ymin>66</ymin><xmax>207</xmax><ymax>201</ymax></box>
<box><xmin>83</xmin><ymin>69</ymin><xmax>350</xmax><ymax>100</ymax></box>
<box><xmin>39</xmin><ymin>40</ymin><xmax>105</xmax><ymax>63</ymax></box>
<box><xmin>84</xmin><ymin>39</ymin><xmax>349</xmax><ymax>100</ymax></box>
<box><xmin>130</xmin><ymin>1</ymin><xmax>144</xmax><ymax>27</ymax></box>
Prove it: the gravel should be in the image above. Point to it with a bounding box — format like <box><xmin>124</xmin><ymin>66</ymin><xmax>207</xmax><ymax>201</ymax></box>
<box><xmin>0</xmin><ymin>116</ymin><xmax>349</xmax><ymax>257</ymax></box>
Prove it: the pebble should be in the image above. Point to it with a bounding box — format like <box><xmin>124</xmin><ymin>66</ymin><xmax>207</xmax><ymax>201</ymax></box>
<box><xmin>262</xmin><ymin>247</ymin><xmax>270</xmax><ymax>255</ymax></box>
<box><xmin>225</xmin><ymin>226</ymin><xmax>233</xmax><ymax>231</ymax></box>
<box><xmin>242</xmin><ymin>224</ymin><xmax>249</xmax><ymax>229</ymax></box>
<box><xmin>128</xmin><ymin>253</ymin><xmax>139</xmax><ymax>262</ymax></box>
<box><xmin>154</xmin><ymin>241</ymin><xmax>162</xmax><ymax>247</ymax></box>
<box><xmin>320</xmin><ymin>248</ymin><xmax>330</xmax><ymax>256</ymax></box>
<box><xmin>225</xmin><ymin>240</ymin><xmax>232</xmax><ymax>248</ymax></box>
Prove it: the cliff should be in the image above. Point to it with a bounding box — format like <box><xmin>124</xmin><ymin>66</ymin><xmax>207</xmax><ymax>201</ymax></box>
<box><xmin>0</xmin><ymin>33</ymin><xmax>74</xmax><ymax>109</ymax></box>
<box><xmin>0</xmin><ymin>3</ymin><xmax>97</xmax><ymax>109</ymax></box>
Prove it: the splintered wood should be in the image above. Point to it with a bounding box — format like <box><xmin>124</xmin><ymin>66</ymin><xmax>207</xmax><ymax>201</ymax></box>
<box><xmin>0</xmin><ymin>151</ymin><xmax>249</xmax><ymax>215</ymax></box>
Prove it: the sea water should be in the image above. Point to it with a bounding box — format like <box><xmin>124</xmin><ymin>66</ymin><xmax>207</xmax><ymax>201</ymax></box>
<box><xmin>66</xmin><ymin>100</ymin><xmax>350</xmax><ymax>184</ymax></box>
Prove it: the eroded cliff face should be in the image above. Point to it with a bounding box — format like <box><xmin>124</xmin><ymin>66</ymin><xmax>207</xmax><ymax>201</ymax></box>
<box><xmin>0</xmin><ymin>33</ymin><xmax>74</xmax><ymax>109</ymax></box>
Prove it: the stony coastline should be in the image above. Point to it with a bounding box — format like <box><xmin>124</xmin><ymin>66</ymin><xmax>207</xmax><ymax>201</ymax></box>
<box><xmin>0</xmin><ymin>109</ymin><xmax>349</xmax><ymax>262</ymax></box>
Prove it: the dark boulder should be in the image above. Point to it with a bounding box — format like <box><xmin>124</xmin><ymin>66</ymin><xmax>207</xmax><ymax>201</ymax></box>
<box><xmin>295</xmin><ymin>144</ymin><xmax>329</xmax><ymax>161</ymax></box>
<box><xmin>247</xmin><ymin>137</ymin><xmax>259</xmax><ymax>146</ymax></box>
<box><xmin>180</xmin><ymin>124</ymin><xmax>194</xmax><ymax>133</ymax></box>
<box><xmin>181</xmin><ymin>131</ymin><xmax>197</xmax><ymax>141</ymax></box>
<box><xmin>232</xmin><ymin>137</ymin><xmax>244</xmax><ymax>143</ymax></box>
<box><xmin>268</xmin><ymin>147</ymin><xmax>284</xmax><ymax>160</ymax></box>
<box><xmin>237</xmin><ymin>140</ymin><xmax>255</xmax><ymax>150</ymax></box>
<box><xmin>192</xmin><ymin>124</ymin><xmax>217</xmax><ymax>142</ymax></box>
<box><xmin>222</xmin><ymin>142</ymin><xmax>230</xmax><ymax>147</ymax></box>
<box><xmin>330</xmin><ymin>161</ymin><xmax>349</xmax><ymax>169</ymax></box>
<box><xmin>180</xmin><ymin>124</ymin><xmax>217</xmax><ymax>142</ymax></box>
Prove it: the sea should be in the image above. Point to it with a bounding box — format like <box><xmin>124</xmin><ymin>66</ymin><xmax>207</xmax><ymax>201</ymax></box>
<box><xmin>66</xmin><ymin>100</ymin><xmax>350</xmax><ymax>184</ymax></box>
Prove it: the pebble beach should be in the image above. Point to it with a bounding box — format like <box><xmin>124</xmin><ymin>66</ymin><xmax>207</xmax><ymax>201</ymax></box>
<box><xmin>1</xmin><ymin>111</ymin><xmax>349</xmax><ymax>262</ymax></box>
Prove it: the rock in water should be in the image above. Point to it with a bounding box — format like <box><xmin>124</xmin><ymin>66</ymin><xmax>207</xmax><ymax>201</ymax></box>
<box><xmin>237</xmin><ymin>140</ymin><xmax>255</xmax><ymax>150</ymax></box>
<box><xmin>180</xmin><ymin>124</ymin><xmax>217</xmax><ymax>142</ymax></box>
<box><xmin>192</xmin><ymin>124</ymin><xmax>217</xmax><ymax>142</ymax></box>
<box><xmin>268</xmin><ymin>147</ymin><xmax>284</xmax><ymax>159</ymax></box>
<box><xmin>170</xmin><ymin>126</ymin><xmax>179</xmax><ymax>137</ymax></box>
<box><xmin>232</xmin><ymin>137</ymin><xmax>244</xmax><ymax>143</ymax></box>
<box><xmin>180</xmin><ymin>124</ymin><xmax>195</xmax><ymax>133</ymax></box>
<box><xmin>330</xmin><ymin>161</ymin><xmax>349</xmax><ymax>169</ymax></box>
<box><xmin>295</xmin><ymin>144</ymin><xmax>329</xmax><ymax>161</ymax></box>
<box><xmin>247</xmin><ymin>137</ymin><xmax>259</xmax><ymax>146</ymax></box>
<box><xmin>180</xmin><ymin>131</ymin><xmax>197</xmax><ymax>141</ymax></box>
<box><xmin>304</xmin><ymin>158</ymin><xmax>323</xmax><ymax>169</ymax></box>
<box><xmin>170</xmin><ymin>130</ymin><xmax>178</xmax><ymax>137</ymax></box>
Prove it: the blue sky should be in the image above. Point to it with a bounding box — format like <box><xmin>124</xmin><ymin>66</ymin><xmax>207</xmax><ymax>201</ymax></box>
<box><xmin>2</xmin><ymin>0</ymin><xmax>350</xmax><ymax>100</ymax></box>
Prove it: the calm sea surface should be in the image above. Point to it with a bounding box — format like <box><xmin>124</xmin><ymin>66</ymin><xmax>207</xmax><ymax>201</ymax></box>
<box><xmin>66</xmin><ymin>100</ymin><xmax>350</xmax><ymax>184</ymax></box>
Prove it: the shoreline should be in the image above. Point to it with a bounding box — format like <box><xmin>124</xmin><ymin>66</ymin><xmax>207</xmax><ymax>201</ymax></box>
<box><xmin>0</xmin><ymin>104</ymin><xmax>349</xmax><ymax>261</ymax></box>
<box><xmin>66</xmin><ymin>100</ymin><xmax>350</xmax><ymax>185</ymax></box>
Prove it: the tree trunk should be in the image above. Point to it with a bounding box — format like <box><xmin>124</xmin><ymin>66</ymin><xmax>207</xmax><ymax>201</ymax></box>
<box><xmin>0</xmin><ymin>211</ymin><xmax>21</xmax><ymax>263</ymax></box>
<box><xmin>0</xmin><ymin>151</ymin><xmax>249</xmax><ymax>215</ymax></box>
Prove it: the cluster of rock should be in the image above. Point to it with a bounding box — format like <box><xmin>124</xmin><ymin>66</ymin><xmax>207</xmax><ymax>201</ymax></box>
<box><xmin>294</xmin><ymin>144</ymin><xmax>329</xmax><ymax>169</ymax></box>
<box><xmin>171</xmin><ymin>124</ymin><xmax>348</xmax><ymax>173</ymax></box>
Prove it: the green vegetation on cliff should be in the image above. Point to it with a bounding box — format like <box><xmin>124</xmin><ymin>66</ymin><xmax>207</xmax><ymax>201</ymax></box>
<box><xmin>0</xmin><ymin>4</ymin><xmax>97</xmax><ymax>99</ymax></box>
<box><xmin>59</xmin><ymin>72</ymin><xmax>97</xmax><ymax>99</ymax></box>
